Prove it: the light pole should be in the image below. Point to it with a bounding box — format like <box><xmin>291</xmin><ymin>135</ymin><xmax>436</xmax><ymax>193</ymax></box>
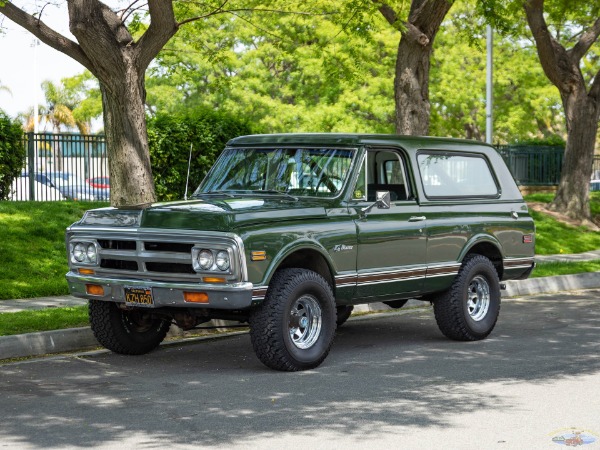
<box><xmin>32</xmin><ymin>38</ymin><xmax>40</xmax><ymax>134</ymax></box>
<box><xmin>486</xmin><ymin>25</ymin><xmax>493</xmax><ymax>145</ymax></box>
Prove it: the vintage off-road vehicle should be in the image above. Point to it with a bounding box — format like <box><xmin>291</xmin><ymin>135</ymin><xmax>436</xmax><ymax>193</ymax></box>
<box><xmin>66</xmin><ymin>134</ymin><xmax>535</xmax><ymax>371</ymax></box>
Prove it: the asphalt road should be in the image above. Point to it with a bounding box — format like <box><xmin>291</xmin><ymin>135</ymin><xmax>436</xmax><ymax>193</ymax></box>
<box><xmin>1</xmin><ymin>289</ymin><xmax>600</xmax><ymax>450</ymax></box>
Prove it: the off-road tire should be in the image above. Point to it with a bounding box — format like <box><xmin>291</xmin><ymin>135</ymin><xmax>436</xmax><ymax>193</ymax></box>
<box><xmin>433</xmin><ymin>255</ymin><xmax>501</xmax><ymax>341</ymax></box>
<box><xmin>336</xmin><ymin>305</ymin><xmax>354</xmax><ymax>326</ymax></box>
<box><xmin>249</xmin><ymin>268</ymin><xmax>337</xmax><ymax>371</ymax></box>
<box><xmin>89</xmin><ymin>300</ymin><xmax>171</xmax><ymax>355</ymax></box>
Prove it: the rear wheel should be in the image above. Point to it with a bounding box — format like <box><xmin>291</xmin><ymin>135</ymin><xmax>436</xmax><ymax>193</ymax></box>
<box><xmin>433</xmin><ymin>255</ymin><xmax>501</xmax><ymax>341</ymax></box>
<box><xmin>249</xmin><ymin>268</ymin><xmax>337</xmax><ymax>371</ymax></box>
<box><xmin>89</xmin><ymin>300</ymin><xmax>171</xmax><ymax>355</ymax></box>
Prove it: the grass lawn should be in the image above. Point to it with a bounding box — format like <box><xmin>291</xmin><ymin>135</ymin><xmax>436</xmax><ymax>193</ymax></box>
<box><xmin>532</xmin><ymin>260</ymin><xmax>600</xmax><ymax>278</ymax></box>
<box><xmin>0</xmin><ymin>201</ymin><xmax>106</xmax><ymax>300</ymax></box>
<box><xmin>525</xmin><ymin>192</ymin><xmax>600</xmax><ymax>255</ymax></box>
<box><xmin>0</xmin><ymin>306</ymin><xmax>89</xmax><ymax>336</ymax></box>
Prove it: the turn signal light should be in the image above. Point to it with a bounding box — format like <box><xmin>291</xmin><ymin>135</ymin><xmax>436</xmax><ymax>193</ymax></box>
<box><xmin>184</xmin><ymin>292</ymin><xmax>209</xmax><ymax>303</ymax></box>
<box><xmin>203</xmin><ymin>277</ymin><xmax>226</xmax><ymax>283</ymax></box>
<box><xmin>86</xmin><ymin>284</ymin><xmax>104</xmax><ymax>296</ymax></box>
<box><xmin>79</xmin><ymin>268</ymin><xmax>95</xmax><ymax>275</ymax></box>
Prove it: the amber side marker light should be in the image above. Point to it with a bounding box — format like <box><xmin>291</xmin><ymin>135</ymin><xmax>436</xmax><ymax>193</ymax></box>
<box><xmin>79</xmin><ymin>268</ymin><xmax>95</xmax><ymax>275</ymax></box>
<box><xmin>184</xmin><ymin>292</ymin><xmax>209</xmax><ymax>303</ymax></box>
<box><xmin>86</xmin><ymin>284</ymin><xmax>104</xmax><ymax>296</ymax></box>
<box><xmin>251</xmin><ymin>251</ymin><xmax>267</xmax><ymax>261</ymax></box>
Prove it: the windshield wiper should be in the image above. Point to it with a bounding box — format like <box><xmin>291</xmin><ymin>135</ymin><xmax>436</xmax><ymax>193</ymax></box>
<box><xmin>251</xmin><ymin>190</ymin><xmax>298</xmax><ymax>201</ymax></box>
<box><xmin>192</xmin><ymin>190</ymin><xmax>235</xmax><ymax>198</ymax></box>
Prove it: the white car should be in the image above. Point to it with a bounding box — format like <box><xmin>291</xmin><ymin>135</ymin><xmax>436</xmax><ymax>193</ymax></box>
<box><xmin>9</xmin><ymin>176</ymin><xmax>66</xmax><ymax>201</ymax></box>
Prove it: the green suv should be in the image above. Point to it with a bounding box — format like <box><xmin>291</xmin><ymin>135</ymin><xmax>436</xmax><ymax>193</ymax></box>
<box><xmin>66</xmin><ymin>134</ymin><xmax>535</xmax><ymax>371</ymax></box>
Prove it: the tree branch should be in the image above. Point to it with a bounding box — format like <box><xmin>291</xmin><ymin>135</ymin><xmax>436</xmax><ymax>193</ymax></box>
<box><xmin>136</xmin><ymin>0</ymin><xmax>178</xmax><ymax>72</ymax></box>
<box><xmin>0</xmin><ymin>1</ymin><xmax>94</xmax><ymax>71</ymax></box>
<box><xmin>523</xmin><ymin>0</ymin><xmax>570</xmax><ymax>89</ymax></box>
<box><xmin>375</xmin><ymin>2</ymin><xmax>398</xmax><ymax>27</ymax></box>
<box><xmin>569</xmin><ymin>17</ymin><xmax>600</xmax><ymax>62</ymax></box>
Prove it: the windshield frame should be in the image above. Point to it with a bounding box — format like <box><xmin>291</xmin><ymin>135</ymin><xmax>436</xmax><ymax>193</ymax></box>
<box><xmin>193</xmin><ymin>145</ymin><xmax>360</xmax><ymax>200</ymax></box>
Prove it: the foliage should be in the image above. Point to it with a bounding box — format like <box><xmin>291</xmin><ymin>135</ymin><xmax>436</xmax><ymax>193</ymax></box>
<box><xmin>147</xmin><ymin>1</ymin><xmax>398</xmax><ymax>133</ymax></box>
<box><xmin>0</xmin><ymin>201</ymin><xmax>103</xmax><ymax>300</ymax></box>
<box><xmin>510</xmin><ymin>135</ymin><xmax>566</xmax><ymax>146</ymax></box>
<box><xmin>429</xmin><ymin>1</ymin><xmax>565</xmax><ymax>143</ymax></box>
<box><xmin>147</xmin><ymin>108</ymin><xmax>252</xmax><ymax>201</ymax></box>
<box><xmin>143</xmin><ymin>0</ymin><xmax>567</xmax><ymax>143</ymax></box>
<box><xmin>0</xmin><ymin>111</ymin><xmax>25</xmax><ymax>200</ymax></box>
<box><xmin>0</xmin><ymin>306</ymin><xmax>89</xmax><ymax>336</ymax></box>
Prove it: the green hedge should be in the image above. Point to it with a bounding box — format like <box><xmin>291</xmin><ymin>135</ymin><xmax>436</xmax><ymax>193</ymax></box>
<box><xmin>148</xmin><ymin>108</ymin><xmax>252</xmax><ymax>201</ymax></box>
<box><xmin>0</xmin><ymin>111</ymin><xmax>25</xmax><ymax>200</ymax></box>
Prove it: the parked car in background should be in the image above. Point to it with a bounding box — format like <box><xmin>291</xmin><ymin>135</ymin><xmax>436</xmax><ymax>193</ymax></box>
<box><xmin>9</xmin><ymin>177</ymin><xmax>65</xmax><ymax>201</ymax></box>
<box><xmin>22</xmin><ymin>172</ymin><xmax>110</xmax><ymax>202</ymax></box>
<box><xmin>86</xmin><ymin>176</ymin><xmax>110</xmax><ymax>189</ymax></box>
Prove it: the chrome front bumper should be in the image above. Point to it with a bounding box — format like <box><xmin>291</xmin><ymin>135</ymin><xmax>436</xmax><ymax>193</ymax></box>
<box><xmin>66</xmin><ymin>272</ymin><xmax>255</xmax><ymax>309</ymax></box>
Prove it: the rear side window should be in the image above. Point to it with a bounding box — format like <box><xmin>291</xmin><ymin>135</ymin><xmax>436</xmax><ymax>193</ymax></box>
<box><xmin>417</xmin><ymin>152</ymin><xmax>499</xmax><ymax>198</ymax></box>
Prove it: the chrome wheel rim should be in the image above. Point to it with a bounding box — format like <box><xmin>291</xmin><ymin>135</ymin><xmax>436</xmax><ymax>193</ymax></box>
<box><xmin>467</xmin><ymin>275</ymin><xmax>490</xmax><ymax>321</ymax></box>
<box><xmin>289</xmin><ymin>295</ymin><xmax>322</xmax><ymax>349</ymax></box>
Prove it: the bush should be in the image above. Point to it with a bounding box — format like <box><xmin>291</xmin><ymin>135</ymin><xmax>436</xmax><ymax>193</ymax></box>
<box><xmin>510</xmin><ymin>135</ymin><xmax>566</xmax><ymax>146</ymax></box>
<box><xmin>0</xmin><ymin>111</ymin><xmax>25</xmax><ymax>200</ymax></box>
<box><xmin>148</xmin><ymin>108</ymin><xmax>252</xmax><ymax>201</ymax></box>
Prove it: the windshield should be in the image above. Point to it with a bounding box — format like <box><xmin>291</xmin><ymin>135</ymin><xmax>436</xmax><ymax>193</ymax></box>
<box><xmin>195</xmin><ymin>147</ymin><xmax>355</xmax><ymax>198</ymax></box>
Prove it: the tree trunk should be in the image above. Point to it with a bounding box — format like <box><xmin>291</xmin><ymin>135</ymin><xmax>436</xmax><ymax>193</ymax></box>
<box><xmin>524</xmin><ymin>1</ymin><xmax>600</xmax><ymax>224</ymax></box>
<box><xmin>551</xmin><ymin>92</ymin><xmax>599</xmax><ymax>222</ymax></box>
<box><xmin>394</xmin><ymin>32</ymin><xmax>431</xmax><ymax>135</ymax></box>
<box><xmin>101</xmin><ymin>74</ymin><xmax>156</xmax><ymax>208</ymax></box>
<box><xmin>390</xmin><ymin>0</ymin><xmax>452</xmax><ymax>135</ymax></box>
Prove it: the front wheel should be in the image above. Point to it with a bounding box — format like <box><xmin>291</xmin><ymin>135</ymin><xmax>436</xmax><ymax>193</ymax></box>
<box><xmin>249</xmin><ymin>268</ymin><xmax>337</xmax><ymax>371</ymax></box>
<box><xmin>433</xmin><ymin>255</ymin><xmax>501</xmax><ymax>341</ymax></box>
<box><xmin>89</xmin><ymin>300</ymin><xmax>171</xmax><ymax>355</ymax></box>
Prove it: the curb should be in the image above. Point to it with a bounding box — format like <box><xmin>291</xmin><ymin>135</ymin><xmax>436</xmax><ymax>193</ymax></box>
<box><xmin>1</xmin><ymin>272</ymin><xmax>599</xmax><ymax>361</ymax></box>
<box><xmin>0</xmin><ymin>327</ymin><xmax>99</xmax><ymax>360</ymax></box>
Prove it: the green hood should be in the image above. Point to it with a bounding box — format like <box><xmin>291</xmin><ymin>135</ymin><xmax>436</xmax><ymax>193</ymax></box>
<box><xmin>79</xmin><ymin>197</ymin><xmax>328</xmax><ymax>232</ymax></box>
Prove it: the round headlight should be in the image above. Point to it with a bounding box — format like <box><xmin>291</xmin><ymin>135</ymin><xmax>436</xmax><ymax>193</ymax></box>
<box><xmin>86</xmin><ymin>243</ymin><xmax>97</xmax><ymax>263</ymax></box>
<box><xmin>215</xmin><ymin>250</ymin><xmax>230</xmax><ymax>271</ymax></box>
<box><xmin>198</xmin><ymin>250</ymin><xmax>214</xmax><ymax>270</ymax></box>
<box><xmin>73</xmin><ymin>243</ymin><xmax>87</xmax><ymax>262</ymax></box>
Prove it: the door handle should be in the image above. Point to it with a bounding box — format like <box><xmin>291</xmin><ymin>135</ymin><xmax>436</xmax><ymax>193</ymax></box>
<box><xmin>409</xmin><ymin>216</ymin><xmax>426</xmax><ymax>222</ymax></box>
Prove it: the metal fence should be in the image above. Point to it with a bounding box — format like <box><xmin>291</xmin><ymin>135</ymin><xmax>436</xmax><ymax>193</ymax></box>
<box><xmin>497</xmin><ymin>145</ymin><xmax>600</xmax><ymax>187</ymax></box>
<box><xmin>8</xmin><ymin>132</ymin><xmax>109</xmax><ymax>201</ymax></box>
<box><xmin>5</xmin><ymin>135</ymin><xmax>600</xmax><ymax>200</ymax></box>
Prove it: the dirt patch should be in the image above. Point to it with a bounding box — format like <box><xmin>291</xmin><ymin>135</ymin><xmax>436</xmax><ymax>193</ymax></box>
<box><xmin>528</xmin><ymin>202</ymin><xmax>600</xmax><ymax>231</ymax></box>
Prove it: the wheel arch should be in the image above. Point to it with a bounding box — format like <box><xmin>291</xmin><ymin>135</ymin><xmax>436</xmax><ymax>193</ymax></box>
<box><xmin>263</xmin><ymin>244</ymin><xmax>336</xmax><ymax>292</ymax></box>
<box><xmin>461</xmin><ymin>237</ymin><xmax>504</xmax><ymax>279</ymax></box>
<box><xmin>277</xmin><ymin>248</ymin><xmax>335</xmax><ymax>288</ymax></box>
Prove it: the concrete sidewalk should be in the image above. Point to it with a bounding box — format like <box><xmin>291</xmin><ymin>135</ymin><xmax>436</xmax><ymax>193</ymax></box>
<box><xmin>1</xmin><ymin>250</ymin><xmax>599</xmax><ymax>361</ymax></box>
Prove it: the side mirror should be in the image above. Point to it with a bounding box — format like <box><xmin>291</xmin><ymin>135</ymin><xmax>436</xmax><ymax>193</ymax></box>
<box><xmin>361</xmin><ymin>191</ymin><xmax>391</xmax><ymax>215</ymax></box>
<box><xmin>375</xmin><ymin>191</ymin><xmax>391</xmax><ymax>209</ymax></box>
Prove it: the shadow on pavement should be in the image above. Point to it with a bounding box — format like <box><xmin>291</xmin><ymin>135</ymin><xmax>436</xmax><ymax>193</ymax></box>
<box><xmin>0</xmin><ymin>290</ymin><xmax>599</xmax><ymax>447</ymax></box>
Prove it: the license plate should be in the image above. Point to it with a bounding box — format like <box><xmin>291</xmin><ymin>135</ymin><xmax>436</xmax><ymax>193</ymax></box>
<box><xmin>124</xmin><ymin>287</ymin><xmax>154</xmax><ymax>306</ymax></box>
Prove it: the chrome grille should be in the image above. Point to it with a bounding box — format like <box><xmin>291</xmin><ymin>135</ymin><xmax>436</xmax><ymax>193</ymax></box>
<box><xmin>67</xmin><ymin>228</ymin><xmax>245</xmax><ymax>282</ymax></box>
